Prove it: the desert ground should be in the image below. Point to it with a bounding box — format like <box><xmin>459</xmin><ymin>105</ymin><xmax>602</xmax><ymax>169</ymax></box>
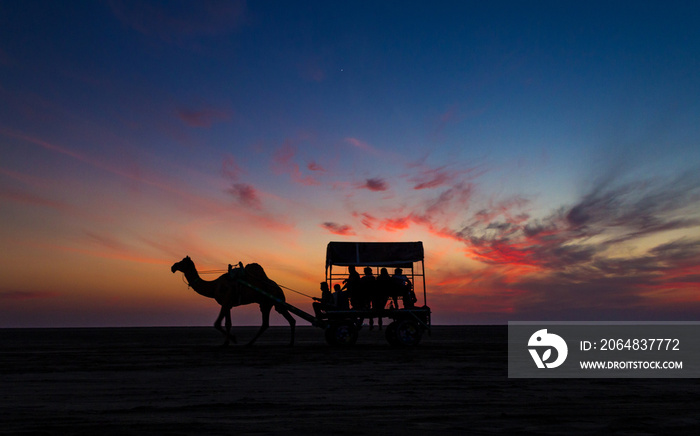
<box><xmin>1</xmin><ymin>326</ymin><xmax>698</xmax><ymax>435</ymax></box>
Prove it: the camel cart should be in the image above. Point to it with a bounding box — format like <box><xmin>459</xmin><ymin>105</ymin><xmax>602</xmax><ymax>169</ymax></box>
<box><xmin>234</xmin><ymin>241</ymin><xmax>431</xmax><ymax>346</ymax></box>
<box><xmin>321</xmin><ymin>241</ymin><xmax>431</xmax><ymax>346</ymax></box>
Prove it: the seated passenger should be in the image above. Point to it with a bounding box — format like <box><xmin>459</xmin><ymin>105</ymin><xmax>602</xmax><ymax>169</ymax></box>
<box><xmin>333</xmin><ymin>283</ymin><xmax>350</xmax><ymax>310</ymax></box>
<box><xmin>313</xmin><ymin>281</ymin><xmax>336</xmax><ymax>318</ymax></box>
<box><xmin>393</xmin><ymin>268</ymin><xmax>417</xmax><ymax>308</ymax></box>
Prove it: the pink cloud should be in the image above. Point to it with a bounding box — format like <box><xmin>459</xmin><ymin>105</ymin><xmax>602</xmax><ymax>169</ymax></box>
<box><xmin>359</xmin><ymin>178</ymin><xmax>388</xmax><ymax>192</ymax></box>
<box><xmin>1</xmin><ymin>129</ymin><xmax>174</xmax><ymax>192</ymax></box>
<box><xmin>412</xmin><ymin>167</ymin><xmax>452</xmax><ymax>190</ymax></box>
<box><xmin>409</xmin><ymin>164</ymin><xmax>487</xmax><ymax>190</ymax></box>
<box><xmin>379</xmin><ymin>216</ymin><xmax>411</xmax><ymax>232</ymax></box>
<box><xmin>430</xmin><ymin>104</ymin><xmax>459</xmax><ymax>141</ymax></box>
<box><xmin>227</xmin><ymin>183</ymin><xmax>262</xmax><ymax>209</ymax></box>
<box><xmin>177</xmin><ymin>107</ymin><xmax>230</xmax><ymax>128</ymax></box>
<box><xmin>443</xmin><ymin>172</ymin><xmax>700</xmax><ymax>319</ymax></box>
<box><xmin>29</xmin><ymin>240</ymin><xmax>172</xmax><ymax>266</ymax></box>
<box><xmin>272</xmin><ymin>141</ymin><xmax>320</xmax><ymax>186</ymax></box>
<box><xmin>222</xmin><ymin>154</ymin><xmax>243</xmax><ymax>181</ymax></box>
<box><xmin>307</xmin><ymin>161</ymin><xmax>325</xmax><ymax>172</ymax></box>
<box><xmin>355</xmin><ymin>212</ymin><xmax>377</xmax><ymax>229</ymax></box>
<box><xmin>344</xmin><ymin>137</ymin><xmax>382</xmax><ymax>155</ymax></box>
<box><xmin>85</xmin><ymin>231</ymin><xmax>132</xmax><ymax>253</ymax></box>
<box><xmin>2</xmin><ymin>129</ymin><xmax>241</xmax><ymax>219</ymax></box>
<box><xmin>321</xmin><ymin>222</ymin><xmax>356</xmax><ymax>236</ymax></box>
<box><xmin>344</xmin><ymin>137</ymin><xmax>370</xmax><ymax>150</ymax></box>
<box><xmin>431</xmin><ymin>103</ymin><xmax>487</xmax><ymax>142</ymax></box>
<box><xmin>0</xmin><ymin>189</ymin><xmax>75</xmax><ymax>214</ymax></box>
<box><xmin>272</xmin><ymin>141</ymin><xmax>295</xmax><ymax>170</ymax></box>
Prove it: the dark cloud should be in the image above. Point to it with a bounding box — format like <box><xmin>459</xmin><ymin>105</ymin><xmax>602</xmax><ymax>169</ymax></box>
<box><xmin>409</xmin><ymin>164</ymin><xmax>485</xmax><ymax>190</ymax></box>
<box><xmin>227</xmin><ymin>183</ymin><xmax>261</xmax><ymax>209</ymax></box>
<box><xmin>307</xmin><ymin>161</ymin><xmax>325</xmax><ymax>172</ymax></box>
<box><xmin>509</xmin><ymin>237</ymin><xmax>700</xmax><ymax>318</ymax></box>
<box><xmin>458</xmin><ymin>169</ymin><xmax>700</xmax><ymax>268</ymax></box>
<box><xmin>442</xmin><ymin>169</ymin><xmax>700</xmax><ymax>318</ymax></box>
<box><xmin>411</xmin><ymin>168</ymin><xmax>453</xmax><ymax>190</ymax></box>
<box><xmin>321</xmin><ymin>222</ymin><xmax>356</xmax><ymax>236</ymax></box>
<box><xmin>362</xmin><ymin>178</ymin><xmax>388</xmax><ymax>192</ymax></box>
<box><xmin>350</xmin><ymin>166</ymin><xmax>700</xmax><ymax>319</ymax></box>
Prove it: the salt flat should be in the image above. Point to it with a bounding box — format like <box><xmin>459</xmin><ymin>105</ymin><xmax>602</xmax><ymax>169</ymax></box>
<box><xmin>1</xmin><ymin>326</ymin><xmax>697</xmax><ymax>435</ymax></box>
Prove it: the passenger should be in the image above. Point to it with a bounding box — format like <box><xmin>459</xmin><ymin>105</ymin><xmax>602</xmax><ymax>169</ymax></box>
<box><xmin>393</xmin><ymin>268</ymin><xmax>416</xmax><ymax>308</ymax></box>
<box><xmin>343</xmin><ymin>265</ymin><xmax>362</xmax><ymax>310</ymax></box>
<box><xmin>373</xmin><ymin>267</ymin><xmax>393</xmax><ymax>330</ymax></box>
<box><xmin>313</xmin><ymin>281</ymin><xmax>336</xmax><ymax>318</ymax></box>
<box><xmin>372</xmin><ymin>268</ymin><xmax>399</xmax><ymax>309</ymax></box>
<box><xmin>334</xmin><ymin>283</ymin><xmax>350</xmax><ymax>310</ymax></box>
<box><xmin>360</xmin><ymin>267</ymin><xmax>376</xmax><ymax>329</ymax></box>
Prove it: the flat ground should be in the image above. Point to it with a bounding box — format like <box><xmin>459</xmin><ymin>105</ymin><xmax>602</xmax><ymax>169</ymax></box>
<box><xmin>1</xmin><ymin>326</ymin><xmax>698</xmax><ymax>435</ymax></box>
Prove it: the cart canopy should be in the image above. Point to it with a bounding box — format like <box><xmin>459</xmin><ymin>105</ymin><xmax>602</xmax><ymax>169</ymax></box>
<box><xmin>326</xmin><ymin>241</ymin><xmax>424</xmax><ymax>268</ymax></box>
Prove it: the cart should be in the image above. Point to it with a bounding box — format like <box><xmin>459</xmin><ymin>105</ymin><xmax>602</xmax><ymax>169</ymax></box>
<box><xmin>234</xmin><ymin>241</ymin><xmax>431</xmax><ymax>346</ymax></box>
<box><xmin>321</xmin><ymin>241</ymin><xmax>431</xmax><ymax>346</ymax></box>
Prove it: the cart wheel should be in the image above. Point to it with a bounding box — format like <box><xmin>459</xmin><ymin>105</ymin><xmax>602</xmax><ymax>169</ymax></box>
<box><xmin>385</xmin><ymin>321</ymin><xmax>399</xmax><ymax>346</ymax></box>
<box><xmin>393</xmin><ymin>320</ymin><xmax>422</xmax><ymax>346</ymax></box>
<box><xmin>325</xmin><ymin>322</ymin><xmax>358</xmax><ymax>346</ymax></box>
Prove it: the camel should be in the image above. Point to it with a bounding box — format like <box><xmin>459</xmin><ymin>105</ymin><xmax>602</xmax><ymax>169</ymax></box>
<box><xmin>171</xmin><ymin>256</ymin><xmax>296</xmax><ymax>346</ymax></box>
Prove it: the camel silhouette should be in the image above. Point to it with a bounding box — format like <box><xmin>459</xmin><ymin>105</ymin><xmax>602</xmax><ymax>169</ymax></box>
<box><xmin>171</xmin><ymin>256</ymin><xmax>296</xmax><ymax>346</ymax></box>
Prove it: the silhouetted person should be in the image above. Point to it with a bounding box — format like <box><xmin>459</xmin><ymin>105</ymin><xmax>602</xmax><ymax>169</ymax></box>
<box><xmin>373</xmin><ymin>267</ymin><xmax>393</xmax><ymax>330</ymax></box>
<box><xmin>334</xmin><ymin>283</ymin><xmax>350</xmax><ymax>310</ymax></box>
<box><xmin>360</xmin><ymin>267</ymin><xmax>376</xmax><ymax>329</ymax></box>
<box><xmin>393</xmin><ymin>268</ymin><xmax>416</xmax><ymax>308</ymax></box>
<box><xmin>313</xmin><ymin>281</ymin><xmax>336</xmax><ymax>318</ymax></box>
<box><xmin>344</xmin><ymin>265</ymin><xmax>362</xmax><ymax>310</ymax></box>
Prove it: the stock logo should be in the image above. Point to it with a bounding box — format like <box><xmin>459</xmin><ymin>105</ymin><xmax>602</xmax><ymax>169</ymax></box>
<box><xmin>528</xmin><ymin>329</ymin><xmax>568</xmax><ymax>369</ymax></box>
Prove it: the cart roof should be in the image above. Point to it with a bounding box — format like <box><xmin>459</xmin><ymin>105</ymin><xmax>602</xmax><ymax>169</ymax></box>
<box><xmin>326</xmin><ymin>241</ymin><xmax>424</xmax><ymax>267</ymax></box>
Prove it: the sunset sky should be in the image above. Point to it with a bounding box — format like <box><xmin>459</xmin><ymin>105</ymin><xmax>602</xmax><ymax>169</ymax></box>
<box><xmin>1</xmin><ymin>1</ymin><xmax>699</xmax><ymax>327</ymax></box>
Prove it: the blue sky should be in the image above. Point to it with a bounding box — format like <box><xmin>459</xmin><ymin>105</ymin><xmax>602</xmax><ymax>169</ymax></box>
<box><xmin>1</xmin><ymin>1</ymin><xmax>699</xmax><ymax>327</ymax></box>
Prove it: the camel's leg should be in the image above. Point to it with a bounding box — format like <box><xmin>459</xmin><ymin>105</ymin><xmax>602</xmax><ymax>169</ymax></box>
<box><xmin>223</xmin><ymin>309</ymin><xmax>237</xmax><ymax>345</ymax></box>
<box><xmin>276</xmin><ymin>306</ymin><xmax>296</xmax><ymax>346</ymax></box>
<box><xmin>246</xmin><ymin>304</ymin><xmax>271</xmax><ymax>346</ymax></box>
<box><xmin>214</xmin><ymin>306</ymin><xmax>237</xmax><ymax>346</ymax></box>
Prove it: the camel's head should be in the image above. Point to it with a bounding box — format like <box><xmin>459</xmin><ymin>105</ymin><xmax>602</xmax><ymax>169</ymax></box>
<box><xmin>171</xmin><ymin>256</ymin><xmax>193</xmax><ymax>274</ymax></box>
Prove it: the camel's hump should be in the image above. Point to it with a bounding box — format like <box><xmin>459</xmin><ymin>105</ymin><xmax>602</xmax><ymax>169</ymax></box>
<box><xmin>244</xmin><ymin>263</ymin><xmax>268</xmax><ymax>281</ymax></box>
